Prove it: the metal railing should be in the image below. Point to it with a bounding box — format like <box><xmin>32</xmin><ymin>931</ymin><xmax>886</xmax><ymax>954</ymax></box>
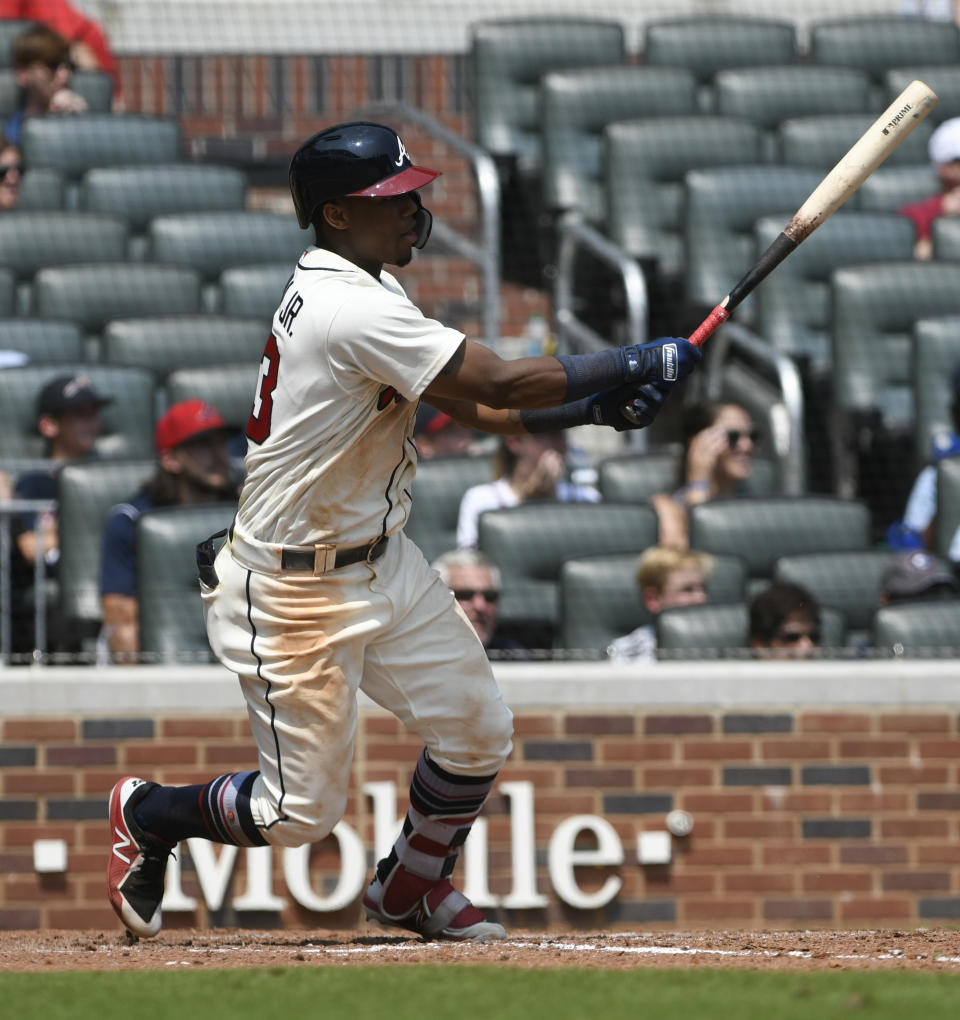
<box><xmin>356</xmin><ymin>101</ymin><xmax>502</xmax><ymax>347</ymax></box>
<box><xmin>0</xmin><ymin>497</ymin><xmax>56</xmax><ymax>665</ymax></box>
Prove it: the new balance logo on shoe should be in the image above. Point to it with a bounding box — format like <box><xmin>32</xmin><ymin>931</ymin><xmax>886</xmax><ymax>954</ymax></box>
<box><xmin>112</xmin><ymin>827</ymin><xmax>132</xmax><ymax>865</ymax></box>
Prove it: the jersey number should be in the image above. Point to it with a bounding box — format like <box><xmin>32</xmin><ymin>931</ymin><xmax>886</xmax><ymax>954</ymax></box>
<box><xmin>247</xmin><ymin>334</ymin><xmax>279</xmax><ymax>443</ymax></box>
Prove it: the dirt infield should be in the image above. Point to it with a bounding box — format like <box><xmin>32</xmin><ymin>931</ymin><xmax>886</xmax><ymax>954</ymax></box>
<box><xmin>3</xmin><ymin>928</ymin><xmax>960</xmax><ymax>973</ymax></box>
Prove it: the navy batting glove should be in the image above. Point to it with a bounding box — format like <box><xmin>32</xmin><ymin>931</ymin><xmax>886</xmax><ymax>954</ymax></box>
<box><xmin>622</xmin><ymin>337</ymin><xmax>701</xmax><ymax>385</ymax></box>
<box><xmin>590</xmin><ymin>381</ymin><xmax>670</xmax><ymax>431</ymax></box>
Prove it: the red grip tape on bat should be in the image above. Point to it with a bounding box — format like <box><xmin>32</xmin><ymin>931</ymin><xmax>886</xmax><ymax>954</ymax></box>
<box><xmin>688</xmin><ymin>304</ymin><xmax>729</xmax><ymax>348</ymax></box>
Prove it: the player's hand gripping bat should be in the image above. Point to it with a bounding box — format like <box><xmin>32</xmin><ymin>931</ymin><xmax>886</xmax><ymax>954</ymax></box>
<box><xmin>688</xmin><ymin>79</ymin><xmax>939</xmax><ymax>348</ymax></box>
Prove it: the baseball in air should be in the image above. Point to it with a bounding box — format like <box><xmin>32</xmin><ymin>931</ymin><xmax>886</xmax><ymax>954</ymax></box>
<box><xmin>665</xmin><ymin>809</ymin><xmax>694</xmax><ymax>837</ymax></box>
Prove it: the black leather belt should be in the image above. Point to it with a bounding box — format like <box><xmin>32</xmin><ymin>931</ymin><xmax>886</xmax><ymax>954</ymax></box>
<box><xmin>280</xmin><ymin>535</ymin><xmax>388</xmax><ymax>572</ymax></box>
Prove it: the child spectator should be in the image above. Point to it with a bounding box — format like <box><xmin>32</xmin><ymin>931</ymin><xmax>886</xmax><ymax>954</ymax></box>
<box><xmin>900</xmin><ymin>116</ymin><xmax>960</xmax><ymax>260</ymax></box>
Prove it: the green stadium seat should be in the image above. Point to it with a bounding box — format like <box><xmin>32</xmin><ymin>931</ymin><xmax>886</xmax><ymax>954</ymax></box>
<box><xmin>913</xmin><ymin>316</ymin><xmax>960</xmax><ymax>472</ymax></box>
<box><xmin>471</xmin><ymin>17</ymin><xmax>626</xmax><ymax>171</ymax></box>
<box><xmin>17</xmin><ymin>168</ymin><xmax>65</xmax><ymax>211</ymax></box>
<box><xmin>81</xmin><ymin>164</ymin><xmax>248</xmax><ymax>234</ymax></box>
<box><xmin>477</xmin><ymin>502</ymin><xmax>659</xmax><ymax>644</ymax></box>
<box><xmin>885</xmin><ymin>66</ymin><xmax>960</xmax><ymax>125</ymax></box>
<box><xmin>0</xmin><ymin>69</ymin><xmax>17</xmax><ymax>118</ymax></box>
<box><xmin>776</xmin><ymin>113</ymin><xmax>932</xmax><ymax>169</ymax></box>
<box><xmin>683</xmin><ymin>165</ymin><xmax>825</xmax><ymax>321</ymax></box>
<box><xmin>0</xmin><ymin>267</ymin><xmax>16</xmax><ymax>318</ymax></box>
<box><xmin>809</xmin><ymin>18</ymin><xmax>960</xmax><ymax>86</ymax></box>
<box><xmin>70</xmin><ymin>70</ymin><xmax>114</xmax><ymax>113</ymax></box>
<box><xmin>932</xmin><ymin>217</ymin><xmax>960</xmax><ymax>260</ymax></box>
<box><xmin>857</xmin><ymin>164</ymin><xmax>940</xmax><ymax>212</ymax></box>
<box><xmin>752</xmin><ymin>211</ymin><xmax>916</xmax><ymax>368</ymax></box>
<box><xmin>102</xmin><ymin>316</ymin><xmax>267</xmax><ymax>378</ymax></box>
<box><xmin>0</xmin><ymin>362</ymin><xmax>156</xmax><ymax>460</ymax></box>
<box><xmin>557</xmin><ymin>550</ymin><xmax>747</xmax><ymax>654</ymax></box>
<box><xmin>540</xmin><ymin>66</ymin><xmax>698</xmax><ymax>220</ymax></box>
<box><xmin>164</xmin><ymin>363</ymin><xmax>258</xmax><ymax>431</ymax></box>
<box><xmin>33</xmin><ymin>263</ymin><xmax>202</xmax><ymax>344</ymax></box>
<box><xmin>934</xmin><ymin>457</ymin><xmax>960</xmax><ymax>563</ymax></box>
<box><xmin>21</xmin><ymin>114</ymin><xmax>181</xmax><ymax>181</ymax></box>
<box><xmin>0</xmin><ymin>319</ymin><xmax>83</xmax><ymax>363</ymax></box>
<box><xmin>218</xmin><ymin>263</ymin><xmax>292</xmax><ymax>320</ymax></box>
<box><xmin>655</xmin><ymin>602</ymin><xmax>749</xmax><ymax>658</ymax></box>
<box><xmin>136</xmin><ymin>503</ymin><xmax>238</xmax><ymax>662</ymax></box>
<box><xmin>405</xmin><ymin>454</ymin><xmax>496</xmax><ymax>565</ymax></box>
<box><xmin>56</xmin><ymin>458</ymin><xmax>155</xmax><ymax>635</ymax></box>
<box><xmin>604</xmin><ymin>115</ymin><xmax>763</xmax><ymax>281</ymax></box>
<box><xmin>688</xmin><ymin>496</ymin><xmax>871</xmax><ymax>584</ymax></box>
<box><xmin>148</xmin><ymin>212</ymin><xmax>308</xmax><ymax>283</ymax></box>
<box><xmin>872</xmin><ymin>599</ymin><xmax>960</xmax><ymax>656</ymax></box>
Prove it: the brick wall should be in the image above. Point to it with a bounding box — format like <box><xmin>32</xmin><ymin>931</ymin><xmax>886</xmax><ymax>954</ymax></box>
<box><xmin>3</xmin><ymin>705</ymin><xmax>960</xmax><ymax>932</ymax></box>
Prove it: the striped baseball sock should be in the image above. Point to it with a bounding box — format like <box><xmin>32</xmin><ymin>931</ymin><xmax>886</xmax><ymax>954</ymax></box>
<box><xmin>378</xmin><ymin>749</ymin><xmax>497</xmax><ymax>916</ymax></box>
<box><xmin>132</xmin><ymin>771</ymin><xmax>268</xmax><ymax>847</ymax></box>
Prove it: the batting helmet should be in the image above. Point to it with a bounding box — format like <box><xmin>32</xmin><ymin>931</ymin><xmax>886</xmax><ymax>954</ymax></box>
<box><xmin>289</xmin><ymin>122</ymin><xmax>439</xmax><ymax>247</ymax></box>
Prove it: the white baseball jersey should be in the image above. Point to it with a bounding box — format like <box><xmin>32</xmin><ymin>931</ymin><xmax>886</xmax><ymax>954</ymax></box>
<box><xmin>236</xmin><ymin>247</ymin><xmax>465</xmax><ymax>547</ymax></box>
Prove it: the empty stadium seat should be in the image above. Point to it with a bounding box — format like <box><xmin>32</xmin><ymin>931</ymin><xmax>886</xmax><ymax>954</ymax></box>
<box><xmin>80</xmin><ymin>164</ymin><xmax>249</xmax><ymax>234</ymax></box>
<box><xmin>776</xmin><ymin>113</ymin><xmax>932</xmax><ymax>169</ymax></box>
<box><xmin>932</xmin><ymin>217</ymin><xmax>960</xmax><ymax>261</ymax></box>
<box><xmin>642</xmin><ymin>17</ymin><xmax>797</xmax><ymax>88</ymax></box>
<box><xmin>102</xmin><ymin>316</ymin><xmax>267</xmax><ymax>377</ymax></box>
<box><xmin>477</xmin><ymin>502</ymin><xmax>659</xmax><ymax>645</ymax></box>
<box><xmin>471</xmin><ymin>17</ymin><xmax>626</xmax><ymax>171</ymax></box>
<box><xmin>17</xmin><ymin>169</ymin><xmax>65</xmax><ymax>211</ymax></box>
<box><xmin>604</xmin><ymin>115</ymin><xmax>764</xmax><ymax>281</ymax></box>
<box><xmin>0</xmin><ymin>319</ymin><xmax>83</xmax><ymax>363</ymax></box>
<box><xmin>21</xmin><ymin>114</ymin><xmax>181</xmax><ymax>182</ymax></box>
<box><xmin>32</xmin><ymin>263</ymin><xmax>202</xmax><ymax>346</ymax></box>
<box><xmin>809</xmin><ymin>17</ymin><xmax>960</xmax><ymax>87</ymax></box>
<box><xmin>0</xmin><ymin>267</ymin><xmax>17</xmax><ymax>318</ymax></box>
<box><xmin>136</xmin><ymin>503</ymin><xmax>238</xmax><ymax>662</ymax></box>
<box><xmin>872</xmin><ymin>599</ymin><xmax>960</xmax><ymax>656</ymax></box>
<box><xmin>856</xmin><ymin>164</ymin><xmax>940</xmax><ymax>212</ymax></box>
<box><xmin>405</xmin><ymin>454</ymin><xmax>496</xmax><ymax>565</ymax></box>
<box><xmin>688</xmin><ymin>496</ymin><xmax>871</xmax><ymax>585</ymax></box>
<box><xmin>0</xmin><ymin>363</ymin><xmax>156</xmax><ymax>460</ymax></box>
<box><xmin>913</xmin><ymin>316</ymin><xmax>960</xmax><ymax>471</ymax></box>
<box><xmin>164</xmin><ymin>363</ymin><xmax>258</xmax><ymax>430</ymax></box>
<box><xmin>655</xmin><ymin>602</ymin><xmax>749</xmax><ymax>658</ymax></box>
<box><xmin>683</xmin><ymin>165</ymin><xmax>825</xmax><ymax>321</ymax></box>
<box><xmin>885</xmin><ymin>66</ymin><xmax>960</xmax><ymax>125</ymax></box>
<box><xmin>218</xmin><ymin>263</ymin><xmax>292</xmax><ymax>320</ymax></box>
<box><xmin>56</xmin><ymin>458</ymin><xmax>155</xmax><ymax>634</ymax></box>
<box><xmin>752</xmin><ymin>211</ymin><xmax>916</xmax><ymax>368</ymax></box>
<box><xmin>540</xmin><ymin>65</ymin><xmax>699</xmax><ymax>220</ymax></box>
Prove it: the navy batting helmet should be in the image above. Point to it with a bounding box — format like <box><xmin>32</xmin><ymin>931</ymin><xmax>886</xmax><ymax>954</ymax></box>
<box><xmin>289</xmin><ymin>122</ymin><xmax>439</xmax><ymax>247</ymax></box>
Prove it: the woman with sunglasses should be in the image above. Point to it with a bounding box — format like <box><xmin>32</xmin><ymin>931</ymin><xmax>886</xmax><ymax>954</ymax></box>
<box><xmin>651</xmin><ymin>399</ymin><xmax>758</xmax><ymax>549</ymax></box>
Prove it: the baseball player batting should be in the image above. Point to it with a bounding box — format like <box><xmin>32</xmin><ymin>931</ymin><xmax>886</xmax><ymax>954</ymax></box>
<box><xmin>106</xmin><ymin>122</ymin><xmax>701</xmax><ymax>942</ymax></box>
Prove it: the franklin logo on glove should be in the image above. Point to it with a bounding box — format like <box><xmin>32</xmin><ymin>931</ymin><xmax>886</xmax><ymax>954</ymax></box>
<box><xmin>662</xmin><ymin>343</ymin><xmax>678</xmax><ymax>383</ymax></box>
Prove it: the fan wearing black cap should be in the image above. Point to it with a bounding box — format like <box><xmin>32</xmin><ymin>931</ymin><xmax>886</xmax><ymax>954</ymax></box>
<box><xmin>9</xmin><ymin>373</ymin><xmax>110</xmax><ymax>655</ymax></box>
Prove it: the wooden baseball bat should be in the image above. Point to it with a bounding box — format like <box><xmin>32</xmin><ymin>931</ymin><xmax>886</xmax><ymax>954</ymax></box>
<box><xmin>688</xmin><ymin>78</ymin><xmax>939</xmax><ymax>347</ymax></box>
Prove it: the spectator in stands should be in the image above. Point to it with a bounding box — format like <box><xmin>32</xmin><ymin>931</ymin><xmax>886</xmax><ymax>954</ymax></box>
<box><xmin>99</xmin><ymin>399</ymin><xmax>237</xmax><ymax>662</ymax></box>
<box><xmin>650</xmin><ymin>400</ymin><xmax>757</xmax><ymax>549</ymax></box>
<box><xmin>878</xmin><ymin>550</ymin><xmax>960</xmax><ymax>606</ymax></box>
<box><xmin>901</xmin><ymin>117</ymin><xmax>960</xmax><ymax>260</ymax></box>
<box><xmin>414</xmin><ymin>404</ymin><xmax>478</xmax><ymax>459</ymax></box>
<box><xmin>889</xmin><ymin>361</ymin><xmax>960</xmax><ymax>557</ymax></box>
<box><xmin>5</xmin><ymin>23</ymin><xmax>88</xmax><ymax>146</ymax></box>
<box><xmin>607</xmin><ymin>545</ymin><xmax>714</xmax><ymax>663</ymax></box>
<box><xmin>456</xmin><ymin>431</ymin><xmax>598</xmax><ymax>548</ymax></box>
<box><xmin>0</xmin><ymin>135</ymin><xmax>22</xmax><ymax>211</ymax></box>
<box><xmin>10</xmin><ymin>373</ymin><xmax>111</xmax><ymax>655</ymax></box>
<box><xmin>431</xmin><ymin>548</ymin><xmax>526</xmax><ymax>658</ymax></box>
<box><xmin>0</xmin><ymin>1</ymin><xmax>119</xmax><ymax>87</ymax></box>
<box><xmin>748</xmin><ymin>581</ymin><xmax>821</xmax><ymax>660</ymax></box>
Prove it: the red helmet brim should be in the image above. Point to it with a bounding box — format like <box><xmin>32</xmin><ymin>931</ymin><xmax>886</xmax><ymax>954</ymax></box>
<box><xmin>348</xmin><ymin>165</ymin><xmax>440</xmax><ymax>197</ymax></box>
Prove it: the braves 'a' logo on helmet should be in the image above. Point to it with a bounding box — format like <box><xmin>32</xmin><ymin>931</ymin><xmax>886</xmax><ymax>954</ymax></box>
<box><xmin>395</xmin><ymin>138</ymin><xmax>408</xmax><ymax>167</ymax></box>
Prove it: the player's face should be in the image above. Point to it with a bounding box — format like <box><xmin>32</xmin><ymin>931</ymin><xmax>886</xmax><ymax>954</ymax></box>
<box><xmin>334</xmin><ymin>193</ymin><xmax>421</xmax><ymax>273</ymax></box>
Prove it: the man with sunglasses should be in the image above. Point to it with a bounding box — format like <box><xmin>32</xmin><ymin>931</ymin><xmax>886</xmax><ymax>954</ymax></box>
<box><xmin>748</xmin><ymin>581</ymin><xmax>822</xmax><ymax>660</ymax></box>
<box><xmin>105</xmin><ymin>121</ymin><xmax>701</xmax><ymax>945</ymax></box>
<box><xmin>6</xmin><ymin>24</ymin><xmax>87</xmax><ymax>146</ymax></box>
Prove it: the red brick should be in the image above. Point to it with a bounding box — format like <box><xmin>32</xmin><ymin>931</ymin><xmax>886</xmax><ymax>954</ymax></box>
<box><xmin>725</xmin><ymin>818</ymin><xmax>795</xmax><ymax>839</ymax></box>
<box><xmin>800</xmin><ymin>713</ymin><xmax>872</xmax><ymax>733</ymax></box>
<box><xmin>565</xmin><ymin>768</ymin><xmax>634</xmax><ymax>788</ymax></box>
<box><xmin>3</xmin><ymin>772</ymin><xmax>76</xmax><ymax>795</ymax></box>
<box><xmin>837</xmin><ymin>791</ymin><xmax>909</xmax><ymax>812</ymax></box>
<box><xmin>511</xmin><ymin>715</ymin><xmax>559</xmax><ymax>737</ymax></box>
<box><xmin>882</xmin><ymin>871</ymin><xmax>951</xmax><ymax>891</ymax></box>
<box><xmin>0</xmin><ymin>909</ymin><xmax>40</xmax><ymax>928</ymax></box>
<box><xmin>918</xmin><ymin>739</ymin><xmax>960</xmax><ymax>758</ymax></box>
<box><xmin>600</xmin><ymin>741</ymin><xmax>674</xmax><ymax>762</ymax></box>
<box><xmin>46</xmin><ymin>746</ymin><xmax>115</xmax><ymax>767</ymax></box>
<box><xmin>879</xmin><ymin>714</ymin><xmax>950</xmax><ymax>734</ymax></box>
<box><xmin>803</xmin><ymin>871</ymin><xmax>873</xmax><ymax>892</ymax></box>
<box><xmin>837</xmin><ymin>739</ymin><xmax>909</xmax><ymax>757</ymax></box>
<box><xmin>682</xmin><ymin>792</ymin><xmax>754</xmax><ymax>813</ymax></box>
<box><xmin>682</xmin><ymin>740</ymin><xmax>752</xmax><ymax>761</ymax></box>
<box><xmin>764</xmin><ymin>899</ymin><xmax>833</xmax><ymax>921</ymax></box>
<box><xmin>682</xmin><ymin>845</ymin><xmax>754</xmax><ymax>867</ymax></box>
<box><xmin>759</xmin><ymin>739</ymin><xmax>831</xmax><ymax>760</ymax></box>
<box><xmin>2</xmin><ymin>719</ymin><xmax>76</xmax><ymax>741</ymax></box>
<box><xmin>642</xmin><ymin>872</ymin><xmax>717</xmax><ymax>894</ymax></box>
<box><xmin>642</xmin><ymin>767</ymin><xmax>714</xmax><ymax>787</ymax></box>
<box><xmin>724</xmin><ymin>872</ymin><xmax>795</xmax><ymax>894</ymax></box>
<box><xmin>1</xmin><ymin>824</ymin><xmax>74</xmax><ymax>847</ymax></box>
<box><xmin>365</xmin><ymin>742</ymin><xmax>424</xmax><ymax>762</ymax></box>
<box><xmin>0</xmin><ymin>853</ymin><xmax>33</xmax><ymax>873</ymax></box>
<box><xmin>762</xmin><ymin>791</ymin><xmax>832</xmax><ymax>812</ymax></box>
<box><xmin>565</xmin><ymin>715</ymin><xmax>635</xmax><ymax>736</ymax></box>
<box><xmin>879</xmin><ymin>765</ymin><xmax>949</xmax><ymax>784</ymax></box>
<box><xmin>46</xmin><ymin>906</ymin><xmax>116</xmax><ymax>928</ymax></box>
<box><xmin>880</xmin><ymin>818</ymin><xmax>950</xmax><ymax>838</ymax></box>
<box><xmin>644</xmin><ymin>715</ymin><xmax>713</xmax><ymax>735</ymax></box>
<box><xmin>681</xmin><ymin>899</ymin><xmax>755</xmax><ymax>921</ymax></box>
<box><xmin>761</xmin><ymin>844</ymin><xmax>832</xmax><ymax>866</ymax></box>
<box><xmin>160</xmin><ymin>719</ymin><xmax>235</xmax><ymax>738</ymax></box>
<box><xmin>125</xmin><ymin>744</ymin><xmax>200</xmax><ymax>766</ymax></box>
<box><xmin>918</xmin><ymin>792</ymin><xmax>960</xmax><ymax>810</ymax></box>
<box><xmin>839</xmin><ymin>898</ymin><xmax>913</xmax><ymax>922</ymax></box>
<box><xmin>917</xmin><ymin>844</ymin><xmax>960</xmax><ymax>864</ymax></box>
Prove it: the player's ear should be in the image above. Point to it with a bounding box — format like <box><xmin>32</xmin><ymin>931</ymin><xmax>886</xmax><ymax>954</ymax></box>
<box><xmin>321</xmin><ymin>200</ymin><xmax>349</xmax><ymax>232</ymax></box>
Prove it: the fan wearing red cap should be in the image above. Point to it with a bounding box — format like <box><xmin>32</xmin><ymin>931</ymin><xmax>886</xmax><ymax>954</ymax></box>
<box><xmin>98</xmin><ymin>399</ymin><xmax>236</xmax><ymax>662</ymax></box>
<box><xmin>104</xmin><ymin>121</ymin><xmax>701</xmax><ymax>947</ymax></box>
